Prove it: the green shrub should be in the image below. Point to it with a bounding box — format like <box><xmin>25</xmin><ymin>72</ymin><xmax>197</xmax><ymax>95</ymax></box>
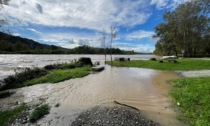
<box><xmin>30</xmin><ymin>104</ymin><xmax>50</xmax><ymax>123</ymax></box>
<box><xmin>1</xmin><ymin>68</ymin><xmax>47</xmax><ymax>91</ymax></box>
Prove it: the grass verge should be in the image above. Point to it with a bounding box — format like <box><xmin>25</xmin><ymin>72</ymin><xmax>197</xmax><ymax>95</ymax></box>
<box><xmin>19</xmin><ymin>66</ymin><xmax>91</xmax><ymax>87</ymax></box>
<box><xmin>171</xmin><ymin>77</ymin><xmax>210</xmax><ymax>126</ymax></box>
<box><xmin>0</xmin><ymin>105</ymin><xmax>27</xmax><ymax>126</ymax></box>
<box><xmin>107</xmin><ymin>59</ymin><xmax>210</xmax><ymax>70</ymax></box>
<box><xmin>30</xmin><ymin>104</ymin><xmax>50</xmax><ymax>123</ymax></box>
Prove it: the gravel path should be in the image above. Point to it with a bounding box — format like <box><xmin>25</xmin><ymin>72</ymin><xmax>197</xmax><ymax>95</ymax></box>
<box><xmin>71</xmin><ymin>105</ymin><xmax>159</xmax><ymax>126</ymax></box>
<box><xmin>176</xmin><ymin>70</ymin><xmax>210</xmax><ymax>77</ymax></box>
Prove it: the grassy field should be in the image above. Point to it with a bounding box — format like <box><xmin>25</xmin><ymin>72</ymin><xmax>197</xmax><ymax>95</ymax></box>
<box><xmin>19</xmin><ymin>66</ymin><xmax>91</xmax><ymax>87</ymax></box>
<box><xmin>0</xmin><ymin>105</ymin><xmax>27</xmax><ymax>126</ymax></box>
<box><xmin>171</xmin><ymin>77</ymin><xmax>210</xmax><ymax>126</ymax></box>
<box><xmin>107</xmin><ymin>59</ymin><xmax>210</xmax><ymax>70</ymax></box>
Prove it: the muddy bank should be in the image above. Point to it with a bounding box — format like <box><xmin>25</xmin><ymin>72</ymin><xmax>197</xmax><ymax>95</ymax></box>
<box><xmin>71</xmin><ymin>104</ymin><xmax>159</xmax><ymax>126</ymax></box>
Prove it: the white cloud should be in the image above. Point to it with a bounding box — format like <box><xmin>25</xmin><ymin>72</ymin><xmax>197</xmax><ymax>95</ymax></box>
<box><xmin>114</xmin><ymin>42</ymin><xmax>155</xmax><ymax>53</ymax></box>
<box><xmin>151</xmin><ymin>0</ymin><xmax>189</xmax><ymax>10</ymax></box>
<box><xmin>0</xmin><ymin>0</ymin><xmax>152</xmax><ymax>31</ymax></box>
<box><xmin>27</xmin><ymin>28</ymin><xmax>42</xmax><ymax>34</ymax></box>
<box><xmin>12</xmin><ymin>33</ymin><xmax>21</xmax><ymax>36</ymax></box>
<box><xmin>151</xmin><ymin>0</ymin><xmax>167</xmax><ymax>9</ymax></box>
<box><xmin>126</xmin><ymin>30</ymin><xmax>155</xmax><ymax>41</ymax></box>
<box><xmin>27</xmin><ymin>29</ymin><xmax>102</xmax><ymax>48</ymax></box>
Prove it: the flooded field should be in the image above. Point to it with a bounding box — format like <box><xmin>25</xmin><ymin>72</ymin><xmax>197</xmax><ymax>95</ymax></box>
<box><xmin>0</xmin><ymin>54</ymin><xmax>156</xmax><ymax>80</ymax></box>
<box><xmin>0</xmin><ymin>55</ymin><xmax>182</xmax><ymax>126</ymax></box>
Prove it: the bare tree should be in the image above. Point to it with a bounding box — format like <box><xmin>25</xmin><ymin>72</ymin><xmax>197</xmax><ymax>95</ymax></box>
<box><xmin>101</xmin><ymin>28</ymin><xmax>107</xmax><ymax>64</ymax></box>
<box><xmin>109</xmin><ymin>26</ymin><xmax>117</xmax><ymax>66</ymax></box>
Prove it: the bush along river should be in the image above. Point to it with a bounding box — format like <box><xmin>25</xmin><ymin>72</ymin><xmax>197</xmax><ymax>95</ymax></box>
<box><xmin>0</xmin><ymin>54</ymin><xmax>184</xmax><ymax>126</ymax></box>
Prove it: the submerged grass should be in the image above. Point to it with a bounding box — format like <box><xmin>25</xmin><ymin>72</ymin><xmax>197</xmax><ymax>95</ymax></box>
<box><xmin>171</xmin><ymin>77</ymin><xmax>210</xmax><ymax>126</ymax></box>
<box><xmin>30</xmin><ymin>104</ymin><xmax>50</xmax><ymax>123</ymax></box>
<box><xmin>107</xmin><ymin>59</ymin><xmax>210</xmax><ymax>70</ymax></box>
<box><xmin>20</xmin><ymin>66</ymin><xmax>91</xmax><ymax>87</ymax></box>
<box><xmin>0</xmin><ymin>91</ymin><xmax>14</xmax><ymax>99</ymax></box>
<box><xmin>0</xmin><ymin>105</ymin><xmax>27</xmax><ymax>126</ymax></box>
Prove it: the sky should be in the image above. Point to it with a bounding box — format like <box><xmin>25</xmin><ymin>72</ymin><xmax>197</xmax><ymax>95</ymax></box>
<box><xmin>0</xmin><ymin>0</ymin><xmax>189</xmax><ymax>53</ymax></box>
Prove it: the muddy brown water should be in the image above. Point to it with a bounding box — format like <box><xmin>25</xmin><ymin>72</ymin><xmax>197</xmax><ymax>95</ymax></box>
<box><xmin>0</xmin><ymin>65</ymin><xmax>183</xmax><ymax>126</ymax></box>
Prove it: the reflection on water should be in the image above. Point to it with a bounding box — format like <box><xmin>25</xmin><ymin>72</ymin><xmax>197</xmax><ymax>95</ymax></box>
<box><xmin>14</xmin><ymin>66</ymin><xmax>181</xmax><ymax>126</ymax></box>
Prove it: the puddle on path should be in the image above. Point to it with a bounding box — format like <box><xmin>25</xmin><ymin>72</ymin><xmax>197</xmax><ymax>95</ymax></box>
<box><xmin>0</xmin><ymin>66</ymin><xmax>182</xmax><ymax>126</ymax></box>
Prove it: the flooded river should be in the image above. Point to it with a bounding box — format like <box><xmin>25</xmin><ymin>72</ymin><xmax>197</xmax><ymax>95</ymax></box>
<box><xmin>0</xmin><ymin>55</ymin><xmax>182</xmax><ymax>126</ymax></box>
<box><xmin>0</xmin><ymin>54</ymin><xmax>155</xmax><ymax>80</ymax></box>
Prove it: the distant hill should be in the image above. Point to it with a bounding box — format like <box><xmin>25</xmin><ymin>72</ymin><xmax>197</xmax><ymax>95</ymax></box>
<box><xmin>0</xmin><ymin>32</ymin><xmax>71</xmax><ymax>54</ymax></box>
<box><xmin>0</xmin><ymin>32</ymin><xmax>136</xmax><ymax>54</ymax></box>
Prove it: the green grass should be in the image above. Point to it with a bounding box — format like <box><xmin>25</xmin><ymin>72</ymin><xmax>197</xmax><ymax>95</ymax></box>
<box><xmin>107</xmin><ymin>59</ymin><xmax>210</xmax><ymax>70</ymax></box>
<box><xmin>171</xmin><ymin>77</ymin><xmax>210</xmax><ymax>126</ymax></box>
<box><xmin>30</xmin><ymin>104</ymin><xmax>50</xmax><ymax>123</ymax></box>
<box><xmin>0</xmin><ymin>105</ymin><xmax>27</xmax><ymax>126</ymax></box>
<box><xmin>19</xmin><ymin>66</ymin><xmax>91</xmax><ymax>87</ymax></box>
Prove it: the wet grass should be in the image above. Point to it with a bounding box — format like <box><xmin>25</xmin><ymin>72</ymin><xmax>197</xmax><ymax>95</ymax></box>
<box><xmin>0</xmin><ymin>105</ymin><xmax>27</xmax><ymax>126</ymax></box>
<box><xmin>107</xmin><ymin>59</ymin><xmax>210</xmax><ymax>70</ymax></box>
<box><xmin>171</xmin><ymin>77</ymin><xmax>210</xmax><ymax>126</ymax></box>
<box><xmin>0</xmin><ymin>91</ymin><xmax>14</xmax><ymax>99</ymax></box>
<box><xmin>19</xmin><ymin>66</ymin><xmax>91</xmax><ymax>87</ymax></box>
<box><xmin>0</xmin><ymin>67</ymin><xmax>47</xmax><ymax>91</ymax></box>
<box><xmin>0</xmin><ymin>62</ymin><xmax>91</xmax><ymax>90</ymax></box>
<box><xmin>30</xmin><ymin>104</ymin><xmax>50</xmax><ymax>123</ymax></box>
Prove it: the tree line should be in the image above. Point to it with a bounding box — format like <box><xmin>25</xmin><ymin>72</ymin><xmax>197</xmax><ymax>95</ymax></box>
<box><xmin>153</xmin><ymin>0</ymin><xmax>210</xmax><ymax>57</ymax></box>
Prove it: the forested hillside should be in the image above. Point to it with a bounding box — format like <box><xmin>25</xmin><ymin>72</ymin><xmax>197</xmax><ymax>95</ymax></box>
<box><xmin>0</xmin><ymin>32</ymin><xmax>135</xmax><ymax>54</ymax></box>
<box><xmin>153</xmin><ymin>0</ymin><xmax>210</xmax><ymax>57</ymax></box>
<box><xmin>0</xmin><ymin>32</ymin><xmax>71</xmax><ymax>54</ymax></box>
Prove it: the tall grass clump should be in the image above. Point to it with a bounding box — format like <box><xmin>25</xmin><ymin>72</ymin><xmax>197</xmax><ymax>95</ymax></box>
<box><xmin>30</xmin><ymin>104</ymin><xmax>50</xmax><ymax>123</ymax></box>
<box><xmin>0</xmin><ymin>68</ymin><xmax>47</xmax><ymax>91</ymax></box>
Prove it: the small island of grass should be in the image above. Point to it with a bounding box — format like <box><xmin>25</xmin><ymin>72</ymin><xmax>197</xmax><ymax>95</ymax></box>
<box><xmin>0</xmin><ymin>60</ymin><xmax>92</xmax><ymax>91</ymax></box>
<box><xmin>107</xmin><ymin>58</ymin><xmax>210</xmax><ymax>71</ymax></box>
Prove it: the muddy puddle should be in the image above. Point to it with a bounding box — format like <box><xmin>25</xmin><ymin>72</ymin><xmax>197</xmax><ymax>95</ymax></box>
<box><xmin>0</xmin><ymin>66</ymin><xmax>182</xmax><ymax>126</ymax></box>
